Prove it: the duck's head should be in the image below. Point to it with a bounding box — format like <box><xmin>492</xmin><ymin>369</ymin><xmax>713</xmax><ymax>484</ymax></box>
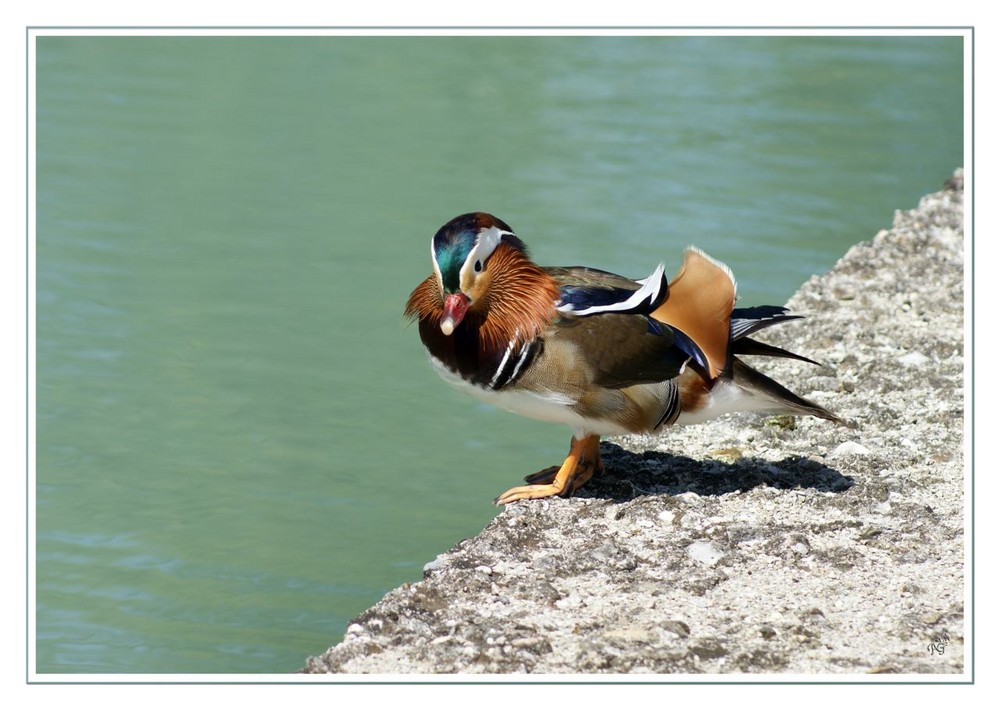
<box><xmin>430</xmin><ymin>212</ymin><xmax>527</xmax><ymax>335</ymax></box>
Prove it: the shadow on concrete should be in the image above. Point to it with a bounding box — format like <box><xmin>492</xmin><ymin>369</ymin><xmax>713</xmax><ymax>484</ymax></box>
<box><xmin>578</xmin><ymin>442</ymin><xmax>854</xmax><ymax>503</ymax></box>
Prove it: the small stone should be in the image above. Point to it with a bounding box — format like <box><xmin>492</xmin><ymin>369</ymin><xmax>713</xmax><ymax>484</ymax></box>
<box><xmin>605</xmin><ymin>625</ymin><xmax>658</xmax><ymax>644</ymax></box>
<box><xmin>661</xmin><ymin>620</ymin><xmax>691</xmax><ymax>637</ymax></box>
<box><xmin>658</xmin><ymin>509</ymin><xmax>680</xmax><ymax>526</ymax></box>
<box><xmin>898</xmin><ymin>351</ymin><xmax>931</xmax><ymax>367</ymax></box>
<box><xmin>687</xmin><ymin>541</ymin><xmax>725</xmax><ymax>566</ymax></box>
<box><xmin>555</xmin><ymin>594</ymin><xmax>582</xmax><ymax>610</ymax></box>
<box><xmin>423</xmin><ymin>556</ymin><xmax>446</xmax><ymax>573</ymax></box>
<box><xmin>475</xmin><ymin>565</ymin><xmax>493</xmax><ymax>575</ymax></box>
<box><xmin>689</xmin><ymin>639</ymin><xmax>729</xmax><ymax>660</ymax></box>
<box><xmin>831</xmin><ymin>441</ymin><xmax>871</xmax><ymax>458</ymax></box>
<box><xmin>511</xmin><ymin>637</ymin><xmax>543</xmax><ymax>649</ymax></box>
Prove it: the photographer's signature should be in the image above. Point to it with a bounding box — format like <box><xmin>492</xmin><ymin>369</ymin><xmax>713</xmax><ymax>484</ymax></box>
<box><xmin>927</xmin><ymin>630</ymin><xmax>950</xmax><ymax>656</ymax></box>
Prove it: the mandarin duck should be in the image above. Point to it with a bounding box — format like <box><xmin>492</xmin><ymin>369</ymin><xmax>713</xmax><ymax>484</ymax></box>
<box><xmin>405</xmin><ymin>212</ymin><xmax>840</xmax><ymax>505</ymax></box>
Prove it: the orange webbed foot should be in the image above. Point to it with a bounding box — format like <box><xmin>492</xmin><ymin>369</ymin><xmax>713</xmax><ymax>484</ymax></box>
<box><xmin>523</xmin><ymin>465</ymin><xmax>560</xmax><ymax>485</ymax></box>
<box><xmin>494</xmin><ymin>435</ymin><xmax>603</xmax><ymax>505</ymax></box>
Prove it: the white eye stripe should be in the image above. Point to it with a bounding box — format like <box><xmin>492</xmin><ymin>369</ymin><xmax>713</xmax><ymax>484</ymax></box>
<box><xmin>475</xmin><ymin>225</ymin><xmax>512</xmax><ymax>258</ymax></box>
<box><xmin>431</xmin><ymin>237</ymin><xmax>444</xmax><ymax>290</ymax></box>
<box><xmin>460</xmin><ymin>226</ymin><xmax>513</xmax><ymax>280</ymax></box>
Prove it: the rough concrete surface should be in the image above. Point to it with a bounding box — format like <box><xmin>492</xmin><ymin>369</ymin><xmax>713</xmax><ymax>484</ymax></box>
<box><xmin>303</xmin><ymin>171</ymin><xmax>967</xmax><ymax>676</ymax></box>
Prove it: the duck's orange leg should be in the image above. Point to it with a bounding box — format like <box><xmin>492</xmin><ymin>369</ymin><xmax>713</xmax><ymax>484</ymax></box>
<box><xmin>523</xmin><ymin>440</ymin><xmax>605</xmax><ymax>485</ymax></box>
<box><xmin>494</xmin><ymin>435</ymin><xmax>603</xmax><ymax>505</ymax></box>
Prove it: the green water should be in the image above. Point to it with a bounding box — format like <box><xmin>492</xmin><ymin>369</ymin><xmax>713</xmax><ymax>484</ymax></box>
<box><xmin>34</xmin><ymin>34</ymin><xmax>964</xmax><ymax>674</ymax></box>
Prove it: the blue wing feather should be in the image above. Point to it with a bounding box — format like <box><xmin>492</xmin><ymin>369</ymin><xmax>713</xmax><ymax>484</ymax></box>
<box><xmin>667</xmin><ymin>325</ymin><xmax>710</xmax><ymax>373</ymax></box>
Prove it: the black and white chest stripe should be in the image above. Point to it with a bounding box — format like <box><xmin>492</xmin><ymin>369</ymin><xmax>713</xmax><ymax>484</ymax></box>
<box><xmin>487</xmin><ymin>330</ymin><xmax>542</xmax><ymax>391</ymax></box>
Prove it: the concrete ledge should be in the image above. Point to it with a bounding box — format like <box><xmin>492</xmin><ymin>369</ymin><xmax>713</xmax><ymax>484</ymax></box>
<box><xmin>303</xmin><ymin>171</ymin><xmax>965</xmax><ymax>675</ymax></box>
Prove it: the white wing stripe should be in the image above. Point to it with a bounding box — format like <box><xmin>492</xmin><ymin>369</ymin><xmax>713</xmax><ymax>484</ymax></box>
<box><xmin>556</xmin><ymin>263</ymin><xmax>667</xmax><ymax>316</ymax></box>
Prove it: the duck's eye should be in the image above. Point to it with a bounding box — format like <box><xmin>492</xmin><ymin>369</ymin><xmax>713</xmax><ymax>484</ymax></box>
<box><xmin>473</xmin><ymin>260</ymin><xmax>483</xmax><ymax>273</ymax></box>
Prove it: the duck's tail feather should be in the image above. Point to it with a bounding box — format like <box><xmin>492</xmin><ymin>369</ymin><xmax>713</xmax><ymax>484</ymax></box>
<box><xmin>731</xmin><ymin>358</ymin><xmax>843</xmax><ymax>423</ymax></box>
<box><xmin>728</xmin><ymin>304</ymin><xmax>825</xmax><ymax>366</ymax></box>
<box><xmin>730</xmin><ymin>305</ymin><xmax>802</xmax><ymax>339</ymax></box>
<box><xmin>651</xmin><ymin>248</ymin><xmax>840</xmax><ymax>423</ymax></box>
<box><xmin>650</xmin><ymin>247</ymin><xmax>736</xmax><ymax>380</ymax></box>
<box><xmin>731</xmin><ymin>336</ymin><xmax>822</xmax><ymax>366</ymax></box>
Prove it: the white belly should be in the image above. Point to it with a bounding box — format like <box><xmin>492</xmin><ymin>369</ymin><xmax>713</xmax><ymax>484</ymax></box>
<box><xmin>674</xmin><ymin>379</ymin><xmax>779</xmax><ymax>425</ymax></box>
<box><xmin>428</xmin><ymin>356</ymin><xmax>631</xmax><ymax>437</ymax></box>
